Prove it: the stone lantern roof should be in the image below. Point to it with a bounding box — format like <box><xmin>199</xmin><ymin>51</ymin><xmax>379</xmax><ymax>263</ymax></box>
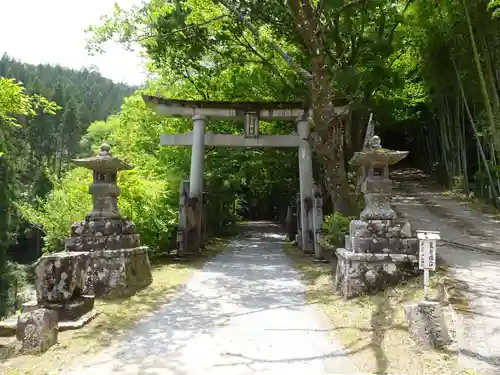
<box><xmin>350</xmin><ymin>136</ymin><xmax>409</xmax><ymax>167</ymax></box>
<box><xmin>72</xmin><ymin>143</ymin><xmax>133</xmax><ymax>172</ymax></box>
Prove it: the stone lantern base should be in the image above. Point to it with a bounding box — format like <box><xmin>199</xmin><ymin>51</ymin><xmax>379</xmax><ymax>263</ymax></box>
<box><xmin>333</xmin><ymin>217</ymin><xmax>421</xmax><ymax>298</ymax></box>
<box><xmin>86</xmin><ymin>247</ymin><xmax>153</xmax><ymax>299</ymax></box>
<box><xmin>335</xmin><ymin>249</ymin><xmax>419</xmax><ymax>298</ymax></box>
<box><xmin>35</xmin><ymin>251</ymin><xmax>95</xmax><ymax>321</ymax></box>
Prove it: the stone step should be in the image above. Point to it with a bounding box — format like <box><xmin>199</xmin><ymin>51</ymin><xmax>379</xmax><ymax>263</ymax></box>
<box><xmin>0</xmin><ymin>318</ymin><xmax>16</xmax><ymax>337</ymax></box>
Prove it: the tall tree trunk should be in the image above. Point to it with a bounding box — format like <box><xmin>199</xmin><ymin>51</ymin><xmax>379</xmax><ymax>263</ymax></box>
<box><xmin>286</xmin><ymin>0</ymin><xmax>355</xmax><ymax>215</ymax></box>
<box><xmin>310</xmin><ymin>56</ymin><xmax>354</xmax><ymax>215</ymax></box>
<box><xmin>463</xmin><ymin>0</ymin><xmax>499</xmax><ymax>162</ymax></box>
<box><xmin>459</xmin><ymin>97</ymin><xmax>470</xmax><ymax>194</ymax></box>
<box><xmin>453</xmin><ymin>56</ymin><xmax>499</xmax><ymax>204</ymax></box>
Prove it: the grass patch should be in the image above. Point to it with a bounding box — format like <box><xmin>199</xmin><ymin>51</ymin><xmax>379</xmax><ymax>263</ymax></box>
<box><xmin>284</xmin><ymin>243</ymin><xmax>461</xmax><ymax>375</ymax></box>
<box><xmin>0</xmin><ymin>237</ymin><xmax>229</xmax><ymax>375</ymax></box>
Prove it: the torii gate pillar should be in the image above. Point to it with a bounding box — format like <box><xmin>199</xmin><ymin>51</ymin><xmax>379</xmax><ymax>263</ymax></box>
<box><xmin>186</xmin><ymin>115</ymin><xmax>206</xmax><ymax>254</ymax></box>
<box><xmin>297</xmin><ymin>116</ymin><xmax>314</xmax><ymax>253</ymax></box>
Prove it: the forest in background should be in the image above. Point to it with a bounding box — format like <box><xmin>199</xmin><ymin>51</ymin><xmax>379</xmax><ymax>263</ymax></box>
<box><xmin>0</xmin><ymin>55</ymin><xmax>134</xmax><ymax>316</ymax></box>
<box><xmin>2</xmin><ymin>0</ymin><xmax>500</xmax><ymax>318</ymax></box>
<box><xmin>0</xmin><ymin>54</ymin><xmax>135</xmax><ymax>259</ymax></box>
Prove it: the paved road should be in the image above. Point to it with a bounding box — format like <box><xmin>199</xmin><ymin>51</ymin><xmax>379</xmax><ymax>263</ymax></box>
<box><xmin>66</xmin><ymin>223</ymin><xmax>349</xmax><ymax>375</ymax></box>
<box><xmin>392</xmin><ymin>174</ymin><xmax>500</xmax><ymax>375</ymax></box>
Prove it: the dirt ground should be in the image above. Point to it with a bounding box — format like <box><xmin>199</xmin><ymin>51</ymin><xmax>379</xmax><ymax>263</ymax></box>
<box><xmin>284</xmin><ymin>243</ymin><xmax>460</xmax><ymax>375</ymax></box>
<box><xmin>285</xmin><ymin>168</ymin><xmax>500</xmax><ymax>375</ymax></box>
<box><xmin>391</xmin><ymin>168</ymin><xmax>500</xmax><ymax>375</ymax></box>
<box><xmin>0</xmin><ymin>238</ymin><xmax>229</xmax><ymax>375</ymax></box>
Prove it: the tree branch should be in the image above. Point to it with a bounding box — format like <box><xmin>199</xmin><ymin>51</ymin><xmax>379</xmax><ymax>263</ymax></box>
<box><xmin>172</xmin><ymin>14</ymin><xmax>230</xmax><ymax>34</ymax></box>
<box><xmin>336</xmin><ymin>0</ymin><xmax>368</xmax><ymax>15</ymax></box>
<box><xmin>113</xmin><ymin>14</ymin><xmax>232</xmax><ymax>45</ymax></box>
<box><xmin>239</xmin><ymin>33</ymin><xmax>293</xmax><ymax>86</ymax></box>
<box><xmin>221</xmin><ymin>0</ymin><xmax>313</xmax><ymax>81</ymax></box>
<box><xmin>388</xmin><ymin>0</ymin><xmax>414</xmax><ymax>45</ymax></box>
<box><xmin>317</xmin><ymin>0</ymin><xmax>326</xmax><ymax>14</ymax></box>
<box><xmin>205</xmin><ymin>43</ymin><xmax>262</xmax><ymax>66</ymax></box>
<box><xmin>181</xmin><ymin>70</ymin><xmax>209</xmax><ymax>100</ymax></box>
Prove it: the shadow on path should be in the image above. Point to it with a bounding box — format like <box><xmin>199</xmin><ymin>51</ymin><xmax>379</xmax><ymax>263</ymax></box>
<box><xmin>67</xmin><ymin>222</ymin><xmax>351</xmax><ymax>375</ymax></box>
<box><xmin>390</xmin><ymin>168</ymin><xmax>500</xmax><ymax>373</ymax></box>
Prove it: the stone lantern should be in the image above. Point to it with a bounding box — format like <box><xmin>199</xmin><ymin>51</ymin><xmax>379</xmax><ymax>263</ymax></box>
<box><xmin>28</xmin><ymin>143</ymin><xmax>152</xmax><ymax>326</ymax></box>
<box><xmin>335</xmin><ymin>136</ymin><xmax>419</xmax><ymax>298</ymax></box>
<box><xmin>76</xmin><ymin>143</ymin><xmax>132</xmax><ymax>221</ymax></box>
<box><xmin>354</xmin><ymin>135</ymin><xmax>405</xmax><ymax>221</ymax></box>
<box><xmin>65</xmin><ymin>143</ymin><xmax>153</xmax><ymax>298</ymax></box>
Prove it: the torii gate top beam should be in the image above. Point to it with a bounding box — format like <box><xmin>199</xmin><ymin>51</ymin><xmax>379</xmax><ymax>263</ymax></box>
<box><xmin>142</xmin><ymin>95</ymin><xmax>350</xmax><ymax>121</ymax></box>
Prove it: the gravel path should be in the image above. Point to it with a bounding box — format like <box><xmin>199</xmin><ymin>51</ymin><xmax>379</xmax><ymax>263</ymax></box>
<box><xmin>66</xmin><ymin>223</ymin><xmax>350</xmax><ymax>375</ymax></box>
<box><xmin>392</xmin><ymin>173</ymin><xmax>500</xmax><ymax>374</ymax></box>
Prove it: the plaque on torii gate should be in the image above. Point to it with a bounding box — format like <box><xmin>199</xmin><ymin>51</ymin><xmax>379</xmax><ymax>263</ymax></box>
<box><xmin>142</xmin><ymin>95</ymin><xmax>350</xmax><ymax>257</ymax></box>
<box><xmin>244</xmin><ymin>112</ymin><xmax>259</xmax><ymax>138</ymax></box>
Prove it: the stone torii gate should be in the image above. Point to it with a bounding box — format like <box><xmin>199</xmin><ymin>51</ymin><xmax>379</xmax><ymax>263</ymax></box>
<box><xmin>142</xmin><ymin>95</ymin><xmax>349</xmax><ymax>256</ymax></box>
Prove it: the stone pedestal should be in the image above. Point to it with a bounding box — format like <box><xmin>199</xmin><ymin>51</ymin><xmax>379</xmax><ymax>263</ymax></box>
<box><xmin>404</xmin><ymin>301</ymin><xmax>451</xmax><ymax>348</ymax></box>
<box><xmin>35</xmin><ymin>252</ymin><xmax>94</xmax><ymax>321</ymax></box>
<box><xmin>16</xmin><ymin>308</ymin><xmax>58</xmax><ymax>354</ymax></box>
<box><xmin>345</xmin><ymin>220</ymin><xmax>416</xmax><ymax>254</ymax></box>
<box><xmin>35</xmin><ymin>251</ymin><xmax>89</xmax><ymax>302</ymax></box>
<box><xmin>335</xmin><ymin>217</ymin><xmax>420</xmax><ymax>299</ymax></box>
<box><xmin>65</xmin><ymin>218</ymin><xmax>140</xmax><ymax>252</ymax></box>
<box><xmin>89</xmin><ymin>247</ymin><xmax>153</xmax><ymax>299</ymax></box>
<box><xmin>335</xmin><ymin>135</ymin><xmax>419</xmax><ymax>298</ymax></box>
<box><xmin>335</xmin><ymin>249</ymin><xmax>418</xmax><ymax>298</ymax></box>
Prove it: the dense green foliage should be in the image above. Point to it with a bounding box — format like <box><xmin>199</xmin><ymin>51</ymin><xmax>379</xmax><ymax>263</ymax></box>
<box><xmin>0</xmin><ymin>55</ymin><xmax>134</xmax><ymax>177</ymax></box>
<box><xmin>0</xmin><ymin>76</ymin><xmax>58</xmax><ymax>317</ymax></box>
<box><xmin>322</xmin><ymin>212</ymin><xmax>354</xmax><ymax>248</ymax></box>
<box><xmin>0</xmin><ymin>57</ymin><xmax>133</xmax><ymax>317</ymax></box>
<box><xmin>0</xmin><ymin>55</ymin><xmax>134</xmax><ymax>255</ymax></box>
<box><xmin>3</xmin><ymin>0</ymin><xmax>500</xmax><ymax>317</ymax></box>
<box><xmin>19</xmin><ymin>90</ymin><xmax>299</xmax><ymax>253</ymax></box>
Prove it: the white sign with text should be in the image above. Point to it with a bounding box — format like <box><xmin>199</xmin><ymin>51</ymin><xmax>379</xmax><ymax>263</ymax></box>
<box><xmin>416</xmin><ymin>230</ymin><xmax>440</xmax><ymax>271</ymax></box>
<box><xmin>416</xmin><ymin>230</ymin><xmax>441</xmax><ymax>299</ymax></box>
<box><xmin>419</xmin><ymin>239</ymin><xmax>436</xmax><ymax>270</ymax></box>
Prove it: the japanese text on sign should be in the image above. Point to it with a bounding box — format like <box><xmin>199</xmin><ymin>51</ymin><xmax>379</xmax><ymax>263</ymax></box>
<box><xmin>417</xmin><ymin>230</ymin><xmax>439</xmax><ymax>271</ymax></box>
<box><xmin>419</xmin><ymin>240</ymin><xmax>436</xmax><ymax>270</ymax></box>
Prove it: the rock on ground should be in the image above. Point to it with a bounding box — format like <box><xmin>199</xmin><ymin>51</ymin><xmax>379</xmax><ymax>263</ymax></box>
<box><xmin>65</xmin><ymin>223</ymin><xmax>350</xmax><ymax>375</ymax></box>
<box><xmin>404</xmin><ymin>301</ymin><xmax>451</xmax><ymax>348</ymax></box>
<box><xmin>16</xmin><ymin>308</ymin><xmax>58</xmax><ymax>354</ymax></box>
